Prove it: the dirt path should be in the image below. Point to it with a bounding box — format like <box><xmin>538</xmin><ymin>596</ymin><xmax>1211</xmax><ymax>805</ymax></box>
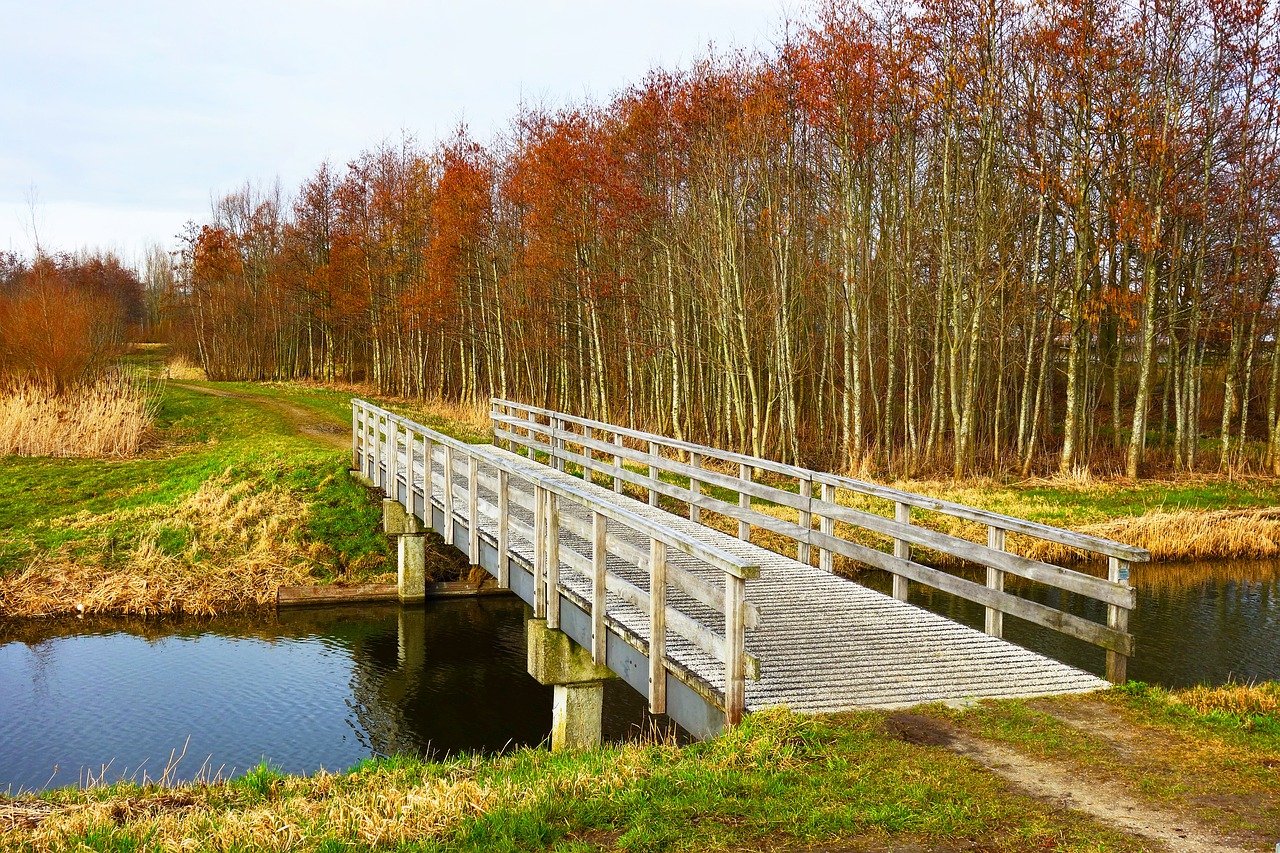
<box><xmin>173</xmin><ymin>383</ymin><xmax>349</xmax><ymax>449</ymax></box>
<box><xmin>888</xmin><ymin>711</ymin><xmax>1264</xmax><ymax>853</ymax></box>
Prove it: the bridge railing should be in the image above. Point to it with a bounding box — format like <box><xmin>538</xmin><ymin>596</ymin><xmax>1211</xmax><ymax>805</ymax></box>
<box><xmin>490</xmin><ymin>399</ymin><xmax>1150</xmax><ymax>684</ymax></box>
<box><xmin>353</xmin><ymin>399</ymin><xmax>760</xmax><ymax>724</ymax></box>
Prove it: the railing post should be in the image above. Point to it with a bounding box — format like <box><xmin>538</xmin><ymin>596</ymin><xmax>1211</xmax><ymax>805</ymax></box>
<box><xmin>648</xmin><ymin>537</ymin><xmax>667</xmax><ymax>714</ymax></box>
<box><xmin>351</xmin><ymin>403</ymin><xmax>359</xmax><ymax>471</ymax></box>
<box><xmin>724</xmin><ymin>573</ymin><xmax>746</xmax><ymax>726</ymax></box>
<box><xmin>613</xmin><ymin>433</ymin><xmax>624</xmax><ymax>493</ymax></box>
<box><xmin>443</xmin><ymin>445</ymin><xmax>456</xmax><ymax>545</ymax></box>
<box><xmin>527</xmin><ymin>409</ymin><xmax>537</xmax><ymax>460</ymax></box>
<box><xmin>491</xmin><ymin>400</ymin><xmax>501</xmax><ymax>450</ymax></box>
<box><xmin>591</xmin><ymin>511</ymin><xmax>607</xmax><ymax>664</ymax></box>
<box><xmin>534</xmin><ymin>485</ymin><xmax>547</xmax><ymax>618</ymax></box>
<box><xmin>648</xmin><ymin>441</ymin><xmax>660</xmax><ymax>507</ymax></box>
<box><xmin>423</xmin><ymin>436</ymin><xmax>434</xmax><ymax>507</ymax></box>
<box><xmin>547</xmin><ymin>492</ymin><xmax>561</xmax><ymax>629</ymax></box>
<box><xmin>468</xmin><ymin>455</ymin><xmax>480</xmax><ymax>565</ymax></box>
<box><xmin>893</xmin><ymin>502</ymin><xmax>911</xmax><ymax>601</ymax></box>
<box><xmin>797</xmin><ymin>477</ymin><xmax>812</xmax><ymax>565</ymax></box>
<box><xmin>1107</xmin><ymin>557</ymin><xmax>1131</xmax><ymax>684</ymax></box>
<box><xmin>497</xmin><ymin>470</ymin><xmax>510</xmax><ymax>588</ymax></box>
<box><xmin>738</xmin><ymin>463</ymin><xmax>751</xmax><ymax>541</ymax></box>
<box><xmin>689</xmin><ymin>451</ymin><xmax>702</xmax><ymax>523</ymax></box>
<box><xmin>985</xmin><ymin>526</ymin><xmax>1005</xmax><ymax>637</ymax></box>
<box><xmin>553</xmin><ymin>416</ymin><xmax>565</xmax><ymax>472</ymax></box>
<box><xmin>819</xmin><ymin>483</ymin><xmax>834</xmax><ymax>573</ymax></box>
<box><xmin>405</xmin><ymin>427</ymin><xmax>417</xmax><ymax>512</ymax></box>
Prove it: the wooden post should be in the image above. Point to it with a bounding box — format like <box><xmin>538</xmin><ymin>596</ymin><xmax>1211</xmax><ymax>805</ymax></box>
<box><xmin>985</xmin><ymin>526</ymin><xmax>1005</xmax><ymax>637</ymax></box>
<box><xmin>724</xmin><ymin>573</ymin><xmax>746</xmax><ymax>726</ymax></box>
<box><xmin>443</xmin><ymin>445</ymin><xmax>455</xmax><ymax>545</ymax></box>
<box><xmin>351</xmin><ymin>404</ymin><xmax>359</xmax><ymax>471</ymax></box>
<box><xmin>689</xmin><ymin>451</ymin><xmax>702</xmax><ymax>523</ymax></box>
<box><xmin>534</xmin><ymin>485</ymin><xmax>547</xmax><ymax>618</ymax></box>
<box><xmin>893</xmin><ymin>502</ymin><xmax>911</xmax><ymax>601</ymax></box>
<box><xmin>648</xmin><ymin>441</ymin><xmax>659</xmax><ymax>507</ymax></box>
<box><xmin>613</xmin><ymin>433</ymin><xmax>624</xmax><ymax>493</ymax></box>
<box><xmin>819</xmin><ymin>483</ymin><xmax>834</xmax><ymax>573</ymax></box>
<box><xmin>527</xmin><ymin>409</ymin><xmax>537</xmax><ymax>460</ymax></box>
<box><xmin>798</xmin><ymin>478</ymin><xmax>812</xmax><ymax>565</ymax></box>
<box><xmin>591</xmin><ymin>511</ymin><xmax>607</xmax><ymax>664</ymax></box>
<box><xmin>497</xmin><ymin>470</ymin><xmax>510</xmax><ymax>588</ymax></box>
<box><xmin>383</xmin><ymin>416</ymin><xmax>394</xmax><ymax>494</ymax></box>
<box><xmin>405</xmin><ymin>427</ymin><xmax>416</xmax><ymax>510</ymax></box>
<box><xmin>553</xmin><ymin>417</ymin><xmax>565</xmax><ymax>472</ymax></box>
<box><xmin>491</xmin><ymin>400</ymin><xmax>501</xmax><ymax>450</ymax></box>
<box><xmin>1107</xmin><ymin>556</ymin><xmax>1131</xmax><ymax>684</ymax></box>
<box><xmin>468</xmin><ymin>455</ymin><xmax>480</xmax><ymax>565</ymax></box>
<box><xmin>738</xmin><ymin>463</ymin><xmax>751</xmax><ymax>541</ymax></box>
<box><xmin>547</xmin><ymin>492</ymin><xmax>561</xmax><ymax>629</ymax></box>
<box><xmin>424</xmin><ymin>437</ymin><xmax>434</xmax><ymax>504</ymax></box>
<box><xmin>648</xmin><ymin>537</ymin><xmax>667</xmax><ymax>714</ymax></box>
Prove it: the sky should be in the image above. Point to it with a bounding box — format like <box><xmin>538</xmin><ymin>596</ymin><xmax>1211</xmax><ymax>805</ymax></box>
<box><xmin>1</xmin><ymin>0</ymin><xmax>788</xmax><ymax>264</ymax></box>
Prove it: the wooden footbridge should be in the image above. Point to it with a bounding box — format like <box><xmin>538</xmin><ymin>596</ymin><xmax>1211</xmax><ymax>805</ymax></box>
<box><xmin>351</xmin><ymin>399</ymin><xmax>1149</xmax><ymax>741</ymax></box>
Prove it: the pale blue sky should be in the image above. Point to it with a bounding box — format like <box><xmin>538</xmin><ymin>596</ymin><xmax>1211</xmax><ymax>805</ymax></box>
<box><xmin>1</xmin><ymin>0</ymin><xmax>787</xmax><ymax>261</ymax></box>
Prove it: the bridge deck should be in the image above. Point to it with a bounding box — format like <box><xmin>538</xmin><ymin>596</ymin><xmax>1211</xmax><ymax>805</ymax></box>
<box><xmin>407</xmin><ymin>443</ymin><xmax>1107</xmax><ymax>715</ymax></box>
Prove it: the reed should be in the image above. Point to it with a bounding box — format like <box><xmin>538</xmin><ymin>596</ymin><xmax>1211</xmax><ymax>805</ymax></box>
<box><xmin>1170</xmin><ymin>682</ymin><xmax>1280</xmax><ymax>724</ymax></box>
<box><xmin>1023</xmin><ymin>508</ymin><xmax>1280</xmax><ymax>565</ymax></box>
<box><xmin>164</xmin><ymin>355</ymin><xmax>207</xmax><ymax>381</ymax></box>
<box><xmin>0</xmin><ymin>372</ymin><xmax>161</xmax><ymax>458</ymax></box>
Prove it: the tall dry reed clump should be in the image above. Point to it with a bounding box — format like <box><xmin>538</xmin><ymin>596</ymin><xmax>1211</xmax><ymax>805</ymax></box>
<box><xmin>0</xmin><ymin>371</ymin><xmax>161</xmax><ymax>457</ymax></box>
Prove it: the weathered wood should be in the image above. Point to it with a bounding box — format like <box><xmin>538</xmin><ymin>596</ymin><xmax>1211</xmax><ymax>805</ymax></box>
<box><xmin>797</xmin><ymin>478</ymin><xmax>812</xmax><ymax>565</ymax></box>
<box><xmin>892</xmin><ymin>502</ymin><xmax>910</xmax><ymax>601</ymax></box>
<box><xmin>468</xmin><ymin>455</ymin><xmax>480</xmax><ymax>564</ymax></box>
<box><xmin>614</xmin><ymin>433</ymin><xmax>624</xmax><ymax>493</ymax></box>
<box><xmin>649</xmin><ymin>537</ymin><xmax>667</xmax><ymax>714</ymax></box>
<box><xmin>689</xmin><ymin>451</ymin><xmax>702</xmax><ymax>524</ymax></box>
<box><xmin>648</xmin><ymin>441</ymin><xmax>660</xmax><ymax>506</ymax></box>
<box><xmin>547</xmin><ymin>492</ymin><xmax>561</xmax><ymax>629</ymax></box>
<box><xmin>443</xmin><ymin>445</ymin><xmax>456</xmax><ymax>545</ymax></box>
<box><xmin>819</xmin><ymin>483</ymin><xmax>835</xmax><ymax>573</ymax></box>
<box><xmin>986</xmin><ymin>526</ymin><xmax>1005</xmax><ymax>637</ymax></box>
<box><xmin>534</xmin><ymin>484</ymin><xmax>547</xmax><ymax>618</ymax></box>
<box><xmin>592</xmin><ymin>510</ymin><xmax>607</xmax><ymax>664</ymax></box>
<box><xmin>738</xmin><ymin>463</ymin><xmax>752</xmax><ymax>542</ymax></box>
<box><xmin>498</xmin><ymin>469</ymin><xmax>510</xmax><ymax>588</ymax></box>
<box><xmin>1107</xmin><ymin>557</ymin><xmax>1131</xmax><ymax>683</ymax></box>
<box><xmin>724</xmin><ymin>573</ymin><xmax>746</xmax><ymax>725</ymax></box>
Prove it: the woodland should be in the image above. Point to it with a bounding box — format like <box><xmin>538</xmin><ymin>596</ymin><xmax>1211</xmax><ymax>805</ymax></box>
<box><xmin>11</xmin><ymin>0</ymin><xmax>1280</xmax><ymax>481</ymax></box>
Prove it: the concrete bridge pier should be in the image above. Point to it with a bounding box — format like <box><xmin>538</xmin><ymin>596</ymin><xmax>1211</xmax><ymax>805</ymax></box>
<box><xmin>526</xmin><ymin>618</ymin><xmax>616</xmax><ymax>751</ymax></box>
<box><xmin>384</xmin><ymin>499</ymin><xmax>426</xmax><ymax>602</ymax></box>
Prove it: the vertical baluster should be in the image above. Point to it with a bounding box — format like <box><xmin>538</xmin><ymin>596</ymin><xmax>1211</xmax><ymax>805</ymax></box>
<box><xmin>385</xmin><ymin>418</ymin><xmax>397</xmax><ymax>500</ymax></box>
<box><xmin>351</xmin><ymin>404</ymin><xmax>359</xmax><ymax>471</ymax></box>
<box><xmin>724</xmin><ymin>573</ymin><xmax>746</xmax><ymax>726</ymax></box>
<box><xmin>985</xmin><ymin>526</ymin><xmax>1005</xmax><ymax>636</ymax></box>
<box><xmin>527</xmin><ymin>409</ymin><xmax>537</xmax><ymax>460</ymax></box>
<box><xmin>497</xmin><ymin>470</ymin><xmax>510</xmax><ymax>588</ymax></box>
<box><xmin>648</xmin><ymin>441</ymin><xmax>659</xmax><ymax>507</ymax></box>
<box><xmin>553</xmin><ymin>416</ymin><xmax>565</xmax><ymax>472</ymax></box>
<box><xmin>534</xmin><ymin>485</ymin><xmax>547</xmax><ymax>618</ymax></box>
<box><xmin>738</xmin><ymin>463</ymin><xmax>752</xmax><ymax>541</ymax></box>
<box><xmin>1106</xmin><ymin>557</ymin><xmax>1131</xmax><ymax>684</ymax></box>
<box><xmin>648</xmin><ymin>537</ymin><xmax>667</xmax><ymax>714</ymax></box>
<box><xmin>613</xmin><ymin>433</ymin><xmax>624</xmax><ymax>493</ymax></box>
<box><xmin>591</xmin><ymin>511</ymin><xmax>607</xmax><ymax>664</ymax></box>
<box><xmin>468</xmin><ymin>455</ymin><xmax>480</xmax><ymax>565</ymax></box>
<box><xmin>689</xmin><ymin>451</ymin><xmax>702</xmax><ymax>523</ymax></box>
<box><xmin>819</xmin><ymin>483</ymin><xmax>834</xmax><ymax>573</ymax></box>
<box><xmin>424</xmin><ymin>436</ymin><xmax>435</xmax><ymax>511</ymax></box>
<box><xmin>797</xmin><ymin>477</ymin><xmax>812</xmax><ymax>565</ymax></box>
<box><xmin>893</xmin><ymin>502</ymin><xmax>911</xmax><ymax>601</ymax></box>
<box><xmin>405</xmin><ymin>427</ymin><xmax>415</xmax><ymax>512</ymax></box>
<box><xmin>547</xmin><ymin>492</ymin><xmax>561</xmax><ymax>628</ymax></box>
<box><xmin>490</xmin><ymin>400</ymin><xmax>501</xmax><ymax>450</ymax></box>
<box><xmin>443</xmin><ymin>445</ymin><xmax>455</xmax><ymax>545</ymax></box>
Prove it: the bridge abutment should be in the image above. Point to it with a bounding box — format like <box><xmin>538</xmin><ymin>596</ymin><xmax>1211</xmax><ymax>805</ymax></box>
<box><xmin>526</xmin><ymin>618</ymin><xmax>616</xmax><ymax>750</ymax></box>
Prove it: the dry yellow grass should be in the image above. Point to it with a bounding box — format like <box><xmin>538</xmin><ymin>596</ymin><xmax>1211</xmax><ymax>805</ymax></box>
<box><xmin>165</xmin><ymin>355</ymin><xmax>208</xmax><ymax>381</ymax></box>
<box><xmin>0</xmin><ymin>373</ymin><xmax>159</xmax><ymax>457</ymax></box>
<box><xmin>1169</xmin><ymin>682</ymin><xmax>1280</xmax><ymax>723</ymax></box>
<box><xmin>0</xmin><ymin>472</ymin><xmax>319</xmax><ymax>617</ymax></box>
<box><xmin>1024</xmin><ymin>509</ymin><xmax>1280</xmax><ymax>565</ymax></box>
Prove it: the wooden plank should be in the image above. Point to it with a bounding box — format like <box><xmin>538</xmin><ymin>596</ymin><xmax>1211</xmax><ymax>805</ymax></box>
<box><xmin>498</xmin><ymin>470</ymin><xmax>510</xmax><ymax>588</ymax></box>
<box><xmin>614</xmin><ymin>433</ymin><xmax>624</xmax><ymax>493</ymax></box>
<box><xmin>892</xmin><ymin>502</ymin><xmax>910</xmax><ymax>601</ymax></box>
<box><xmin>443</xmin><ymin>445</ymin><xmax>456</xmax><ymax>545</ymax></box>
<box><xmin>592</xmin><ymin>511</ymin><xmax>607</xmax><ymax>664</ymax></box>
<box><xmin>738</xmin><ymin>463</ymin><xmax>751</xmax><ymax>541</ymax></box>
<box><xmin>468</xmin><ymin>455</ymin><xmax>480</xmax><ymax>564</ymax></box>
<box><xmin>649</xmin><ymin>537</ymin><xmax>667</xmax><ymax>714</ymax></box>
<box><xmin>1107</xmin><ymin>557</ymin><xmax>1131</xmax><ymax>683</ymax></box>
<box><xmin>547</xmin><ymin>492</ymin><xmax>561</xmax><ymax>629</ymax></box>
<box><xmin>797</xmin><ymin>478</ymin><xmax>812</xmax><ymax>565</ymax></box>
<box><xmin>809</xmin><ymin>529</ymin><xmax>1134</xmax><ymax>655</ymax></box>
<box><xmin>649</xmin><ymin>441</ymin><xmax>660</xmax><ymax>507</ymax></box>
<box><xmin>689</xmin><ymin>452</ymin><xmax>702</xmax><ymax>524</ymax></box>
<box><xmin>819</xmin><ymin>483</ymin><xmax>834</xmax><ymax>573</ymax></box>
<box><xmin>986</xmin><ymin>526</ymin><xmax>1005</xmax><ymax>637</ymax></box>
<box><xmin>534</xmin><ymin>485</ymin><xmax>546</xmax><ymax>618</ymax></box>
<box><xmin>724</xmin><ymin>573</ymin><xmax>746</xmax><ymax>725</ymax></box>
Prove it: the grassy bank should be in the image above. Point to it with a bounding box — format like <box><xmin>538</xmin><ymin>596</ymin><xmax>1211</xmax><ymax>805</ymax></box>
<box><xmin>0</xmin><ymin>379</ymin><xmax>478</xmax><ymax>618</ymax></box>
<box><xmin>4</xmin><ymin>685</ymin><xmax>1277</xmax><ymax>852</ymax></box>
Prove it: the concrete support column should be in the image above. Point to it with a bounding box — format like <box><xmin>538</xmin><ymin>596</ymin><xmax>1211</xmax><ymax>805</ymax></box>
<box><xmin>398</xmin><ymin>534</ymin><xmax>426</xmax><ymax>601</ymax></box>
<box><xmin>383</xmin><ymin>498</ymin><xmax>422</xmax><ymax>535</ymax></box>
<box><xmin>526</xmin><ymin>618</ymin><xmax>616</xmax><ymax>751</ymax></box>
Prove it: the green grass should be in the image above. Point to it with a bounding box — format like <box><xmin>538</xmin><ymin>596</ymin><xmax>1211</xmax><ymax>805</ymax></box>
<box><xmin>8</xmin><ymin>709</ymin><xmax>1149</xmax><ymax>853</ymax></box>
<box><xmin>0</xmin><ymin>381</ymin><xmax>388</xmax><ymax>583</ymax></box>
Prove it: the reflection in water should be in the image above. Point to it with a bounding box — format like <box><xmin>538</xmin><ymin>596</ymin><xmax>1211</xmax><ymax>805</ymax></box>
<box><xmin>858</xmin><ymin>559</ymin><xmax>1280</xmax><ymax>688</ymax></box>
<box><xmin>0</xmin><ymin>596</ymin><xmax>652</xmax><ymax>793</ymax></box>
